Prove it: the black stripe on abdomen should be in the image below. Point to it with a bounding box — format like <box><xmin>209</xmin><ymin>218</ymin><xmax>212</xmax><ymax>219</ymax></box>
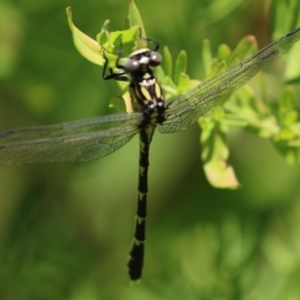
<box><xmin>127</xmin><ymin>127</ymin><xmax>153</xmax><ymax>281</ymax></box>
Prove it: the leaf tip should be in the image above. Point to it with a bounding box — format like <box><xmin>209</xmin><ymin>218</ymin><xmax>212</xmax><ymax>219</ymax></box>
<box><xmin>66</xmin><ymin>6</ymin><xmax>73</xmax><ymax>30</ymax></box>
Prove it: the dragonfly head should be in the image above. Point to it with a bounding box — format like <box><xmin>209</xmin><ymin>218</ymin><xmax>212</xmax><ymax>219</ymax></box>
<box><xmin>123</xmin><ymin>48</ymin><xmax>162</xmax><ymax>73</ymax></box>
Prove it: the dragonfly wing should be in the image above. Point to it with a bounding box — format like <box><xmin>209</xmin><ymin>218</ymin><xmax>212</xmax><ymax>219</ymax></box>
<box><xmin>0</xmin><ymin>112</ymin><xmax>143</xmax><ymax>165</ymax></box>
<box><xmin>159</xmin><ymin>27</ymin><xmax>300</xmax><ymax>133</ymax></box>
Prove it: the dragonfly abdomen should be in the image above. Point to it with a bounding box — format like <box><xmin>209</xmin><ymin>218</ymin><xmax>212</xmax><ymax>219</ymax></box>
<box><xmin>127</xmin><ymin>126</ymin><xmax>155</xmax><ymax>280</ymax></box>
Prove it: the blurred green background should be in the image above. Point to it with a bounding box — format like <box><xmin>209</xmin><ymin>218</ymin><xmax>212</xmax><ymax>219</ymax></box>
<box><xmin>1</xmin><ymin>0</ymin><xmax>300</xmax><ymax>299</ymax></box>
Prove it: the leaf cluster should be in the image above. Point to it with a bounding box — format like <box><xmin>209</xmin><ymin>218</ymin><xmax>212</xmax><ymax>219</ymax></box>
<box><xmin>67</xmin><ymin>0</ymin><xmax>300</xmax><ymax>189</ymax></box>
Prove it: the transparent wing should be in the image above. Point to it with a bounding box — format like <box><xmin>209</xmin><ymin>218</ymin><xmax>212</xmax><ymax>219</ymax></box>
<box><xmin>0</xmin><ymin>112</ymin><xmax>143</xmax><ymax>165</ymax></box>
<box><xmin>159</xmin><ymin>27</ymin><xmax>300</xmax><ymax>133</ymax></box>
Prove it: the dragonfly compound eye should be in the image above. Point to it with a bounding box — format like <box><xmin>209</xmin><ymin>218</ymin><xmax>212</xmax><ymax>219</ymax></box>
<box><xmin>123</xmin><ymin>59</ymin><xmax>140</xmax><ymax>72</ymax></box>
<box><xmin>149</xmin><ymin>51</ymin><xmax>162</xmax><ymax>66</ymax></box>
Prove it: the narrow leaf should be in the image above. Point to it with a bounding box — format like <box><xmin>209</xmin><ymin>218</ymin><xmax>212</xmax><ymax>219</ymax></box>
<box><xmin>66</xmin><ymin>7</ymin><xmax>103</xmax><ymax>66</ymax></box>
<box><xmin>163</xmin><ymin>46</ymin><xmax>173</xmax><ymax>78</ymax></box>
<box><xmin>217</xmin><ymin>43</ymin><xmax>231</xmax><ymax>63</ymax></box>
<box><xmin>202</xmin><ymin>39</ymin><xmax>213</xmax><ymax>75</ymax></box>
<box><xmin>126</xmin><ymin>0</ymin><xmax>147</xmax><ymax>48</ymax></box>
<box><xmin>229</xmin><ymin>35</ymin><xmax>257</xmax><ymax>66</ymax></box>
<box><xmin>174</xmin><ymin>50</ymin><xmax>187</xmax><ymax>86</ymax></box>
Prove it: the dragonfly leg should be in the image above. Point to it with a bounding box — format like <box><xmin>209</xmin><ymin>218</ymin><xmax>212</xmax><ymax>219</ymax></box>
<box><xmin>102</xmin><ymin>37</ymin><xmax>129</xmax><ymax>81</ymax></box>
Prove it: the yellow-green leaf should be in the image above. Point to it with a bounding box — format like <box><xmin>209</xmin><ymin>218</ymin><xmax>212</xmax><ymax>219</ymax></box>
<box><xmin>174</xmin><ymin>50</ymin><xmax>187</xmax><ymax>86</ymax></box>
<box><xmin>201</xmin><ymin>123</ymin><xmax>240</xmax><ymax>189</ymax></box>
<box><xmin>66</xmin><ymin>7</ymin><xmax>103</xmax><ymax>66</ymax></box>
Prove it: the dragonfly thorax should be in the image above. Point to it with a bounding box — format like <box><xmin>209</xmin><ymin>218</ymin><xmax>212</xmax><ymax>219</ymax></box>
<box><xmin>121</xmin><ymin>47</ymin><xmax>165</xmax><ymax>124</ymax></box>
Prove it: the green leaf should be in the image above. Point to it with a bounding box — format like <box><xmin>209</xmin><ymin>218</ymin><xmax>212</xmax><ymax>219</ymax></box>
<box><xmin>161</xmin><ymin>75</ymin><xmax>178</xmax><ymax>100</ymax></box>
<box><xmin>96</xmin><ymin>19</ymin><xmax>110</xmax><ymax>48</ymax></box>
<box><xmin>273</xmin><ymin>138</ymin><xmax>300</xmax><ymax>166</ymax></box>
<box><xmin>126</xmin><ymin>0</ymin><xmax>147</xmax><ymax>48</ymax></box>
<box><xmin>229</xmin><ymin>35</ymin><xmax>258</xmax><ymax>66</ymax></box>
<box><xmin>221</xmin><ymin>115</ymin><xmax>249</xmax><ymax>128</ymax></box>
<box><xmin>101</xmin><ymin>26</ymin><xmax>139</xmax><ymax>54</ymax></box>
<box><xmin>177</xmin><ymin>73</ymin><xmax>191</xmax><ymax>94</ymax></box>
<box><xmin>200</xmin><ymin>121</ymin><xmax>240</xmax><ymax>189</ymax></box>
<box><xmin>217</xmin><ymin>43</ymin><xmax>231</xmax><ymax>62</ymax></box>
<box><xmin>67</xmin><ymin>6</ymin><xmax>140</xmax><ymax>68</ymax></box>
<box><xmin>224</xmin><ymin>85</ymin><xmax>259</xmax><ymax>117</ymax></box>
<box><xmin>108</xmin><ymin>95</ymin><xmax>126</xmax><ymax>112</ymax></box>
<box><xmin>271</xmin><ymin>0</ymin><xmax>300</xmax><ymax>39</ymax></box>
<box><xmin>162</xmin><ymin>46</ymin><xmax>173</xmax><ymax>78</ymax></box>
<box><xmin>66</xmin><ymin>7</ymin><xmax>103</xmax><ymax>66</ymax></box>
<box><xmin>290</xmin><ymin>122</ymin><xmax>300</xmax><ymax>136</ymax></box>
<box><xmin>212</xmin><ymin>106</ymin><xmax>225</xmax><ymax>120</ymax></box>
<box><xmin>285</xmin><ymin>42</ymin><xmax>300</xmax><ymax>82</ymax></box>
<box><xmin>204</xmin><ymin>60</ymin><xmax>227</xmax><ymax>80</ymax></box>
<box><xmin>174</xmin><ymin>50</ymin><xmax>187</xmax><ymax>86</ymax></box>
<box><xmin>278</xmin><ymin>87</ymin><xmax>298</xmax><ymax>126</ymax></box>
<box><xmin>202</xmin><ymin>39</ymin><xmax>214</xmax><ymax>76</ymax></box>
<box><xmin>246</xmin><ymin>114</ymin><xmax>279</xmax><ymax>139</ymax></box>
<box><xmin>270</xmin><ymin>0</ymin><xmax>300</xmax><ymax>82</ymax></box>
<box><xmin>95</xmin><ymin>26</ymin><xmax>140</xmax><ymax>72</ymax></box>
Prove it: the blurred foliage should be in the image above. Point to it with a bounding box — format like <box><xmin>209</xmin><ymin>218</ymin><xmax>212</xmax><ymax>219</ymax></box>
<box><xmin>1</xmin><ymin>0</ymin><xmax>300</xmax><ymax>299</ymax></box>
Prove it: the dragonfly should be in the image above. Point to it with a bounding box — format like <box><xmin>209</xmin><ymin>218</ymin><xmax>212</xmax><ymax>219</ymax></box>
<box><xmin>1</xmin><ymin>27</ymin><xmax>300</xmax><ymax>281</ymax></box>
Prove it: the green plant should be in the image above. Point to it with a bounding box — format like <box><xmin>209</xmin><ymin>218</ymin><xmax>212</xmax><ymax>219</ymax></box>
<box><xmin>67</xmin><ymin>0</ymin><xmax>300</xmax><ymax>190</ymax></box>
